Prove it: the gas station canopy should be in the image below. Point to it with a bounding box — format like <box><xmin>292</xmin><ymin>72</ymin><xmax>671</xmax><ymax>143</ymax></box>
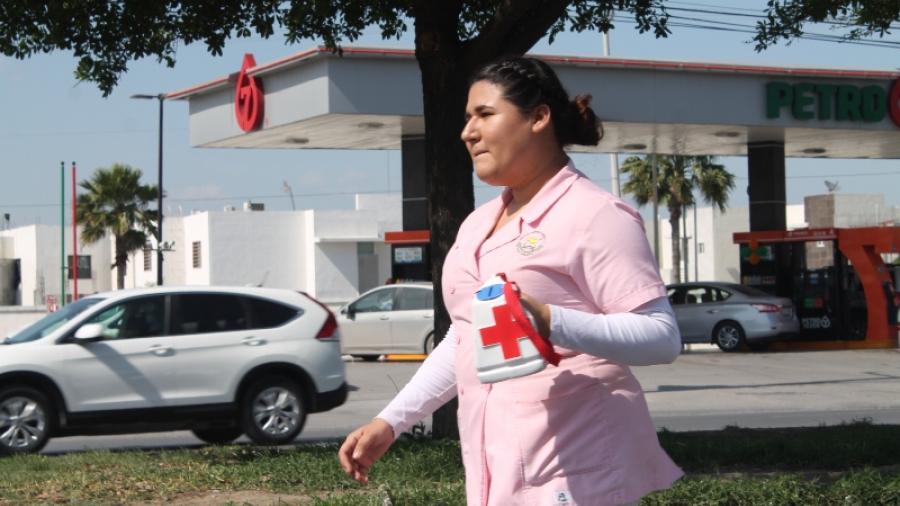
<box><xmin>168</xmin><ymin>46</ymin><xmax>900</xmax><ymax>159</ymax></box>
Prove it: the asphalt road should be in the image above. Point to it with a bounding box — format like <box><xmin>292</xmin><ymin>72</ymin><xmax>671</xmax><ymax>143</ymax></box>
<box><xmin>43</xmin><ymin>346</ymin><xmax>900</xmax><ymax>454</ymax></box>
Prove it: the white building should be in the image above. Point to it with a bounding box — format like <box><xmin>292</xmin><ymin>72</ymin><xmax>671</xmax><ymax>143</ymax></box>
<box><xmin>657</xmin><ymin>204</ymin><xmax>807</xmax><ymax>284</ymax></box>
<box><xmin>0</xmin><ymin>224</ymin><xmax>112</xmax><ymax>306</ymax></box>
<box><xmin>120</xmin><ymin>193</ymin><xmax>400</xmax><ymax>307</ymax></box>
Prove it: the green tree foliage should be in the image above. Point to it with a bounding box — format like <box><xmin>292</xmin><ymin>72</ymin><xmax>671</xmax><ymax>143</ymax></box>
<box><xmin>754</xmin><ymin>1</ymin><xmax>900</xmax><ymax>50</ymax></box>
<box><xmin>621</xmin><ymin>155</ymin><xmax>734</xmax><ymax>283</ymax></box>
<box><xmin>76</xmin><ymin>164</ymin><xmax>159</xmax><ymax>290</ymax></box>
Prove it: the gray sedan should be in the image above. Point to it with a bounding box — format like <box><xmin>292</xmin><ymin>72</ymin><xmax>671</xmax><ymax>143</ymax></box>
<box><xmin>337</xmin><ymin>283</ymin><xmax>435</xmax><ymax>360</ymax></box>
<box><xmin>667</xmin><ymin>282</ymin><xmax>800</xmax><ymax>352</ymax></box>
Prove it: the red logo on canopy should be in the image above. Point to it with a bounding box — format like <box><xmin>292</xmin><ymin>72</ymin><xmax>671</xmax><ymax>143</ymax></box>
<box><xmin>235</xmin><ymin>54</ymin><xmax>264</xmax><ymax>132</ymax></box>
<box><xmin>889</xmin><ymin>78</ymin><xmax>900</xmax><ymax>128</ymax></box>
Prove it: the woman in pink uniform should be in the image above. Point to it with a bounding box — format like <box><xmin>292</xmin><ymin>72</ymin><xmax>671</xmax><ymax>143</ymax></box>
<box><xmin>340</xmin><ymin>56</ymin><xmax>683</xmax><ymax>505</ymax></box>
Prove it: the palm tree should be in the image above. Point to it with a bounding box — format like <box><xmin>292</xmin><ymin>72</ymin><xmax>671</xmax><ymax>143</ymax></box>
<box><xmin>621</xmin><ymin>155</ymin><xmax>735</xmax><ymax>283</ymax></box>
<box><xmin>76</xmin><ymin>164</ymin><xmax>159</xmax><ymax>289</ymax></box>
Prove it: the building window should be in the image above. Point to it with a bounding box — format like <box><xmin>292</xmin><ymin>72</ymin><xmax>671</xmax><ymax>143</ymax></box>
<box><xmin>192</xmin><ymin>241</ymin><xmax>202</xmax><ymax>269</ymax></box>
<box><xmin>698</xmin><ymin>243</ymin><xmax>705</xmax><ymax>254</ymax></box>
<box><xmin>67</xmin><ymin>255</ymin><xmax>92</xmax><ymax>279</ymax></box>
<box><xmin>143</xmin><ymin>245</ymin><xmax>152</xmax><ymax>271</ymax></box>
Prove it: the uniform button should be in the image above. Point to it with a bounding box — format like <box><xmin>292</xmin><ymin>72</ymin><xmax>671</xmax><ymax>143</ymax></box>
<box><xmin>481</xmin><ymin>384</ymin><xmax>491</xmax><ymax>391</ymax></box>
<box><xmin>450</xmin><ymin>286</ymin><xmax>456</xmax><ymax>294</ymax></box>
<box><xmin>459</xmin><ymin>387</ymin><xmax>465</xmax><ymax>395</ymax></box>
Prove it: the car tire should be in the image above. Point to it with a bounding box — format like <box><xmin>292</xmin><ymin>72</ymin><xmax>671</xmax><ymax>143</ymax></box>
<box><xmin>241</xmin><ymin>377</ymin><xmax>306</xmax><ymax>445</ymax></box>
<box><xmin>358</xmin><ymin>355</ymin><xmax>380</xmax><ymax>362</ymax></box>
<box><xmin>0</xmin><ymin>386</ymin><xmax>54</xmax><ymax>455</ymax></box>
<box><xmin>713</xmin><ymin>321</ymin><xmax>745</xmax><ymax>352</ymax></box>
<box><xmin>191</xmin><ymin>427</ymin><xmax>243</xmax><ymax>445</ymax></box>
<box><xmin>424</xmin><ymin>333</ymin><xmax>435</xmax><ymax>355</ymax></box>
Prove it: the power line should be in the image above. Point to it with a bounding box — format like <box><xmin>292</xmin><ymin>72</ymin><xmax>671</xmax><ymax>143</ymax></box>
<box><xmin>610</xmin><ymin>6</ymin><xmax>900</xmax><ymax>50</ymax></box>
<box><xmin>666</xmin><ymin>1</ymin><xmax>900</xmax><ymax>30</ymax></box>
<box><xmin>614</xmin><ymin>16</ymin><xmax>900</xmax><ymax>50</ymax></box>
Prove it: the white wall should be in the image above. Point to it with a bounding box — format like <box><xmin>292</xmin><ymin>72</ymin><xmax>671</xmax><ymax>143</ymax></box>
<box><xmin>0</xmin><ymin>306</ymin><xmax>47</xmax><ymax>338</ymax></box>
<box><xmin>0</xmin><ymin>225</ymin><xmax>111</xmax><ymax>305</ymax></box>
<box><xmin>206</xmin><ymin>211</ymin><xmax>308</xmax><ymax>289</ymax></box>
<box><xmin>314</xmin><ymin>242</ymin><xmax>359</xmax><ymax>305</ymax></box>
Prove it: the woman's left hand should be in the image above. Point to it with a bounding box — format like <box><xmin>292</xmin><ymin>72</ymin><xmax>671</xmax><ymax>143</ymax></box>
<box><xmin>518</xmin><ymin>291</ymin><xmax>551</xmax><ymax>339</ymax></box>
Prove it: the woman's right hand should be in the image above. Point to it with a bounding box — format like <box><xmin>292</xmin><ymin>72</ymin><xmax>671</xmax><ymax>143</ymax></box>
<box><xmin>338</xmin><ymin>418</ymin><xmax>395</xmax><ymax>484</ymax></box>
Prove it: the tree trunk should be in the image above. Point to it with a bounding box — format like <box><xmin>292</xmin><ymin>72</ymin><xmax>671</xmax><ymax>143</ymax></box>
<box><xmin>669</xmin><ymin>206</ymin><xmax>682</xmax><ymax>283</ymax></box>
<box><xmin>115</xmin><ymin>237</ymin><xmax>127</xmax><ymax>289</ymax></box>
<box><xmin>415</xmin><ymin>4</ymin><xmax>473</xmax><ymax>440</ymax></box>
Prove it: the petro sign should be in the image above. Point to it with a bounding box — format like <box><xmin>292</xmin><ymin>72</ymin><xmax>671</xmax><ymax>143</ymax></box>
<box><xmin>766</xmin><ymin>79</ymin><xmax>900</xmax><ymax>127</ymax></box>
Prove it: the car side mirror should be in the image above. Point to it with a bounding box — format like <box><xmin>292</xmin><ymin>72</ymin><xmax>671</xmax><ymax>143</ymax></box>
<box><xmin>345</xmin><ymin>305</ymin><xmax>356</xmax><ymax>320</ymax></box>
<box><xmin>73</xmin><ymin>323</ymin><xmax>104</xmax><ymax>343</ymax></box>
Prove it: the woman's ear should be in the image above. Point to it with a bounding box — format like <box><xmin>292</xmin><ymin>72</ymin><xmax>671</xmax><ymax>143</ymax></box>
<box><xmin>531</xmin><ymin>104</ymin><xmax>552</xmax><ymax>134</ymax></box>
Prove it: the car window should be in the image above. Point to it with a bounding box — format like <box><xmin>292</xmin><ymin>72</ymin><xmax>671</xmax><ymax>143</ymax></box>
<box><xmin>684</xmin><ymin>287</ymin><xmax>711</xmax><ymax>304</ymax></box>
<box><xmin>247</xmin><ymin>296</ymin><xmax>301</xmax><ymax>328</ymax></box>
<box><xmin>395</xmin><ymin>287</ymin><xmax>433</xmax><ymax>311</ymax></box>
<box><xmin>712</xmin><ymin>288</ymin><xmax>731</xmax><ymax>302</ymax></box>
<box><xmin>352</xmin><ymin>288</ymin><xmax>396</xmax><ymax>313</ymax></box>
<box><xmin>172</xmin><ymin>294</ymin><xmax>249</xmax><ymax>335</ymax></box>
<box><xmin>84</xmin><ymin>296</ymin><xmax>166</xmax><ymax>340</ymax></box>
<box><xmin>667</xmin><ymin>287</ymin><xmax>686</xmax><ymax>305</ymax></box>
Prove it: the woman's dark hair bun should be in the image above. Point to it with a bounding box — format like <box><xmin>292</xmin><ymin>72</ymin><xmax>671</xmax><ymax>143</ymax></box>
<box><xmin>472</xmin><ymin>56</ymin><xmax>603</xmax><ymax>147</ymax></box>
<box><xmin>561</xmin><ymin>94</ymin><xmax>602</xmax><ymax>146</ymax></box>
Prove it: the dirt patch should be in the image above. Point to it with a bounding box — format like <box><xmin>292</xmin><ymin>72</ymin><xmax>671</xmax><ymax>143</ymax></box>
<box><xmin>138</xmin><ymin>490</ymin><xmax>317</xmax><ymax>505</ymax></box>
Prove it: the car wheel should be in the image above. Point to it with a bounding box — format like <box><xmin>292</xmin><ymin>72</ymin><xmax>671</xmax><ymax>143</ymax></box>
<box><xmin>713</xmin><ymin>321</ymin><xmax>745</xmax><ymax>352</ymax></box>
<box><xmin>241</xmin><ymin>377</ymin><xmax>306</xmax><ymax>445</ymax></box>
<box><xmin>357</xmin><ymin>355</ymin><xmax>380</xmax><ymax>362</ymax></box>
<box><xmin>424</xmin><ymin>333</ymin><xmax>435</xmax><ymax>355</ymax></box>
<box><xmin>0</xmin><ymin>386</ymin><xmax>54</xmax><ymax>455</ymax></box>
<box><xmin>191</xmin><ymin>427</ymin><xmax>243</xmax><ymax>445</ymax></box>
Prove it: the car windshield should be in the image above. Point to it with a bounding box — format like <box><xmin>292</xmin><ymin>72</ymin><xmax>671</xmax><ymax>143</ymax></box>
<box><xmin>4</xmin><ymin>297</ymin><xmax>104</xmax><ymax>344</ymax></box>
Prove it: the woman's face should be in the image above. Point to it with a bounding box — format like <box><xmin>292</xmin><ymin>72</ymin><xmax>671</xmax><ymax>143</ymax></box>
<box><xmin>461</xmin><ymin>80</ymin><xmax>543</xmax><ymax>187</ymax></box>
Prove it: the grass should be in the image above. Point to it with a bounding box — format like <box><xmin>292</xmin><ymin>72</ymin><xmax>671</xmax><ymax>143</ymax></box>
<box><xmin>1</xmin><ymin>421</ymin><xmax>899</xmax><ymax>505</ymax></box>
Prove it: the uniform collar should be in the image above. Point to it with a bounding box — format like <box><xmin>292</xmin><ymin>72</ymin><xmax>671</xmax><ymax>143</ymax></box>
<box><xmin>507</xmin><ymin>159</ymin><xmax>580</xmax><ymax>225</ymax></box>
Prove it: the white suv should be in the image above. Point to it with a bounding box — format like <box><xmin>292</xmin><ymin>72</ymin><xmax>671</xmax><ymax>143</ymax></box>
<box><xmin>0</xmin><ymin>286</ymin><xmax>346</xmax><ymax>455</ymax></box>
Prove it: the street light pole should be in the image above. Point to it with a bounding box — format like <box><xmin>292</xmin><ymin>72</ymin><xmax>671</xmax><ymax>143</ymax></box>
<box><xmin>131</xmin><ymin>93</ymin><xmax>165</xmax><ymax>286</ymax></box>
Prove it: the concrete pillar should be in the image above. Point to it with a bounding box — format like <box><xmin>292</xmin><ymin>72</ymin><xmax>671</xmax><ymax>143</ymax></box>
<box><xmin>747</xmin><ymin>141</ymin><xmax>786</xmax><ymax>231</ymax></box>
<box><xmin>746</xmin><ymin>141</ymin><xmax>792</xmax><ymax>298</ymax></box>
<box><xmin>401</xmin><ymin>136</ymin><xmax>429</xmax><ymax>231</ymax></box>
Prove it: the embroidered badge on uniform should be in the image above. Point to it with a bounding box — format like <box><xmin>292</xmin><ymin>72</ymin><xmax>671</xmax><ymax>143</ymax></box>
<box><xmin>551</xmin><ymin>490</ymin><xmax>573</xmax><ymax>504</ymax></box>
<box><xmin>516</xmin><ymin>231</ymin><xmax>545</xmax><ymax>256</ymax></box>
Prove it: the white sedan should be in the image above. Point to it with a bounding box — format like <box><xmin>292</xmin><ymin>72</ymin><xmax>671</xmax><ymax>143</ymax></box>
<box><xmin>338</xmin><ymin>282</ymin><xmax>435</xmax><ymax>360</ymax></box>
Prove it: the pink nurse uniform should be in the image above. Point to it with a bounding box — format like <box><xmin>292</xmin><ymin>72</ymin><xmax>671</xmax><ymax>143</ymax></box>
<box><xmin>441</xmin><ymin>162</ymin><xmax>683</xmax><ymax>506</ymax></box>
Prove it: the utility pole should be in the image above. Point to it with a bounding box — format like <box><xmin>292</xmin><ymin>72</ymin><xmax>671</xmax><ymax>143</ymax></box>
<box><xmin>693</xmin><ymin>202</ymin><xmax>699</xmax><ymax>281</ymax></box>
<box><xmin>282</xmin><ymin>181</ymin><xmax>296</xmax><ymax>211</ymax></box>
<box><xmin>602</xmin><ymin>30</ymin><xmax>621</xmax><ymax>197</ymax></box>
<box><xmin>131</xmin><ymin>93</ymin><xmax>166</xmax><ymax>286</ymax></box>
<box><xmin>652</xmin><ymin>154</ymin><xmax>659</xmax><ymax>267</ymax></box>
<box><xmin>60</xmin><ymin>161</ymin><xmax>65</xmax><ymax>306</ymax></box>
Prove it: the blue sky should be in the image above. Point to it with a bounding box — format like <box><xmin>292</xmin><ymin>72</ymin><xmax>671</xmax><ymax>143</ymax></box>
<box><xmin>2</xmin><ymin>0</ymin><xmax>899</xmax><ymax>228</ymax></box>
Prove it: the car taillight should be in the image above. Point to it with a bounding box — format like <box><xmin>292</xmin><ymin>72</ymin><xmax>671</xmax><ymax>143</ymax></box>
<box><xmin>298</xmin><ymin>291</ymin><xmax>339</xmax><ymax>340</ymax></box>
<box><xmin>316</xmin><ymin>313</ymin><xmax>338</xmax><ymax>339</ymax></box>
<box><xmin>751</xmin><ymin>303</ymin><xmax>780</xmax><ymax>313</ymax></box>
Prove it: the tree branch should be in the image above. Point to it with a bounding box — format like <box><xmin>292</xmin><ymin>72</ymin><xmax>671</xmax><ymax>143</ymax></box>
<box><xmin>466</xmin><ymin>0</ymin><xmax>571</xmax><ymax>63</ymax></box>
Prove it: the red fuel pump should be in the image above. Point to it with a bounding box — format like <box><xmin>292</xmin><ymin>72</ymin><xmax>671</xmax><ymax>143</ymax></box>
<box><xmin>733</xmin><ymin>227</ymin><xmax>899</xmax><ymax>350</ymax></box>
